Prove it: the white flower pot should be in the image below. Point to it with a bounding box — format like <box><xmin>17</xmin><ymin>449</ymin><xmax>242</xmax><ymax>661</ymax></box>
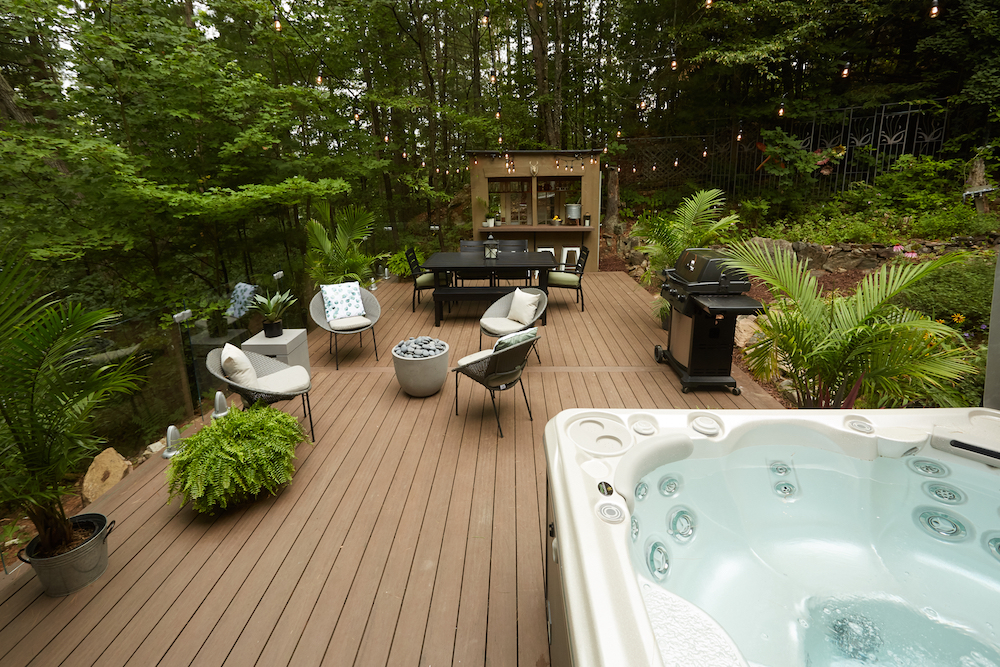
<box><xmin>392</xmin><ymin>342</ymin><xmax>450</xmax><ymax>397</ymax></box>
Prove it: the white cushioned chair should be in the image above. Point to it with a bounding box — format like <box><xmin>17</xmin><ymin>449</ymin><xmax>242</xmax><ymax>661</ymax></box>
<box><xmin>206</xmin><ymin>347</ymin><xmax>314</xmax><ymax>439</ymax></box>
<box><xmin>309</xmin><ymin>288</ymin><xmax>381</xmax><ymax>370</ymax></box>
<box><xmin>479</xmin><ymin>287</ymin><xmax>547</xmax><ymax>362</ymax></box>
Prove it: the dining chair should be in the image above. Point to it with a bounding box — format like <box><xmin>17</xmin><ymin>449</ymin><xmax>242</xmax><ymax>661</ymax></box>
<box><xmin>548</xmin><ymin>246</ymin><xmax>589</xmax><ymax>311</ymax></box>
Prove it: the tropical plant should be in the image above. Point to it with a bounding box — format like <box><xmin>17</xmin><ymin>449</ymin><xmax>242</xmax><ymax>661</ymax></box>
<box><xmin>166</xmin><ymin>405</ymin><xmax>307</xmax><ymax>514</ymax></box>
<box><xmin>249</xmin><ymin>290</ymin><xmax>297</xmax><ymax>323</ymax></box>
<box><xmin>386</xmin><ymin>248</ymin><xmax>422</xmax><ymax>277</ymax></box>
<box><xmin>306</xmin><ymin>204</ymin><xmax>388</xmax><ymax>285</ymax></box>
<box><xmin>723</xmin><ymin>241</ymin><xmax>974</xmax><ymax>409</ymax></box>
<box><xmin>631</xmin><ymin>189</ymin><xmax>740</xmax><ymax>286</ymax></box>
<box><xmin>0</xmin><ymin>246</ymin><xmax>143</xmax><ymax>555</ymax></box>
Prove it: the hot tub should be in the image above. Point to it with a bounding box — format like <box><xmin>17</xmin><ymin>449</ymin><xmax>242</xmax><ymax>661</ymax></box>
<box><xmin>543</xmin><ymin>408</ymin><xmax>1000</xmax><ymax>667</ymax></box>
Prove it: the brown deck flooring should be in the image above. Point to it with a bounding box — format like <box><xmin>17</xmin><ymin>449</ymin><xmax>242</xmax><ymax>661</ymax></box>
<box><xmin>0</xmin><ymin>272</ymin><xmax>783</xmax><ymax>667</ymax></box>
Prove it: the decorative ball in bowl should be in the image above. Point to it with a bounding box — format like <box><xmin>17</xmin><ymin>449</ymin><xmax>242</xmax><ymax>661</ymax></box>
<box><xmin>392</xmin><ymin>336</ymin><xmax>450</xmax><ymax>397</ymax></box>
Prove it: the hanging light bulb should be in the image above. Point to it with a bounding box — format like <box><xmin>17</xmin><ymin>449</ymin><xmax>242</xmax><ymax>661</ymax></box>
<box><xmin>671</xmin><ymin>56</ymin><xmax>678</xmax><ymax>71</ymax></box>
<box><xmin>490</xmin><ymin>70</ymin><xmax>497</xmax><ymax>84</ymax></box>
<box><xmin>778</xmin><ymin>101</ymin><xmax>785</xmax><ymax>117</ymax></box>
<box><xmin>737</xmin><ymin>129</ymin><xmax>743</xmax><ymax>141</ymax></box>
<box><xmin>498</xmin><ymin>135</ymin><xmax>503</xmax><ymax>144</ymax></box>
<box><xmin>354</xmin><ymin>112</ymin><xmax>360</xmax><ymax>121</ymax></box>
<box><xmin>702</xmin><ymin>144</ymin><xmax>708</xmax><ymax>158</ymax></box>
<box><xmin>632</xmin><ymin>165</ymin><xmax>637</xmax><ymax>173</ymax></box>
<box><xmin>652</xmin><ymin>164</ymin><xmax>656</xmax><ymax>171</ymax></box>
<box><xmin>316</xmin><ymin>73</ymin><xmax>323</xmax><ymax>85</ymax></box>
<box><xmin>841</xmin><ymin>62</ymin><xmax>850</xmax><ymax>78</ymax></box>
<box><xmin>616</xmin><ymin>130</ymin><xmax>621</xmax><ymax>138</ymax></box>
<box><xmin>273</xmin><ymin>14</ymin><xmax>282</xmax><ymax>31</ymax></box>
<box><xmin>930</xmin><ymin>0</ymin><xmax>939</xmax><ymax>17</ymax></box>
<box><xmin>705</xmin><ymin>0</ymin><xmax>712</xmax><ymax>7</ymax></box>
<box><xmin>384</xmin><ymin>134</ymin><xmax>389</xmax><ymax>143</ymax></box>
<box><xmin>402</xmin><ymin>151</ymin><xmax>407</xmax><ymax>159</ymax></box>
<box><xmin>495</xmin><ymin>111</ymin><xmax>501</xmax><ymax>119</ymax></box>
<box><xmin>482</xmin><ymin>7</ymin><xmax>490</xmax><ymax>25</ymax></box>
<box><xmin>421</xmin><ymin>160</ymin><xmax>426</xmax><ymax>167</ymax></box>
<box><xmin>674</xmin><ymin>155</ymin><xmax>679</xmax><ymax>167</ymax></box>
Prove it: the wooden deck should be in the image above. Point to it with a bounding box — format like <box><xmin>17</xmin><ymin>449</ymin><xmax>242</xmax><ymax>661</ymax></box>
<box><xmin>0</xmin><ymin>272</ymin><xmax>783</xmax><ymax>667</ymax></box>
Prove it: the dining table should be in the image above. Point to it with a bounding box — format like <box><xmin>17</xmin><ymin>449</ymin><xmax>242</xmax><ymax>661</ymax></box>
<box><xmin>420</xmin><ymin>251</ymin><xmax>559</xmax><ymax>326</ymax></box>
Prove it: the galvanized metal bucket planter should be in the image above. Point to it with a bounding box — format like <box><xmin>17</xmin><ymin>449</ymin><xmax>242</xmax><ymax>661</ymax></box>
<box><xmin>18</xmin><ymin>513</ymin><xmax>115</xmax><ymax>597</ymax></box>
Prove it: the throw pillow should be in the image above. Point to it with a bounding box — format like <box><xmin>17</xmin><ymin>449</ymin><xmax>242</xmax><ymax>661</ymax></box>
<box><xmin>321</xmin><ymin>282</ymin><xmax>366</xmax><ymax>321</ymax></box>
<box><xmin>507</xmin><ymin>288</ymin><xmax>540</xmax><ymax>326</ymax></box>
<box><xmin>494</xmin><ymin>327</ymin><xmax>537</xmax><ymax>352</ymax></box>
<box><xmin>225</xmin><ymin>282</ymin><xmax>257</xmax><ymax>318</ymax></box>
<box><xmin>221</xmin><ymin>343</ymin><xmax>258</xmax><ymax>387</ymax></box>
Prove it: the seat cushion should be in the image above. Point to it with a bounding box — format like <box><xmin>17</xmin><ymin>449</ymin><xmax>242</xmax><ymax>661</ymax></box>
<box><xmin>415</xmin><ymin>272</ymin><xmax>436</xmax><ymax>288</ymax></box>
<box><xmin>321</xmin><ymin>282</ymin><xmax>366</xmax><ymax>320</ymax></box>
<box><xmin>328</xmin><ymin>315</ymin><xmax>372</xmax><ymax>331</ymax></box>
<box><xmin>494</xmin><ymin>327</ymin><xmax>537</xmax><ymax>352</ymax></box>
<box><xmin>221</xmin><ymin>343</ymin><xmax>258</xmax><ymax>387</ymax></box>
<box><xmin>457</xmin><ymin>349</ymin><xmax>493</xmax><ymax>367</ymax></box>
<box><xmin>256</xmin><ymin>365</ymin><xmax>311</xmax><ymax>394</ymax></box>
<box><xmin>507</xmin><ymin>288</ymin><xmax>540</xmax><ymax>325</ymax></box>
<box><xmin>548</xmin><ymin>271</ymin><xmax>581</xmax><ymax>287</ymax></box>
<box><xmin>480</xmin><ymin>317</ymin><xmax>527</xmax><ymax>336</ymax></box>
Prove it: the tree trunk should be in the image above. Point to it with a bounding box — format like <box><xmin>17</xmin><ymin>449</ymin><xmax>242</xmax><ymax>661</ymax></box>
<box><xmin>605</xmin><ymin>167</ymin><xmax>622</xmax><ymax>235</ymax></box>
<box><xmin>0</xmin><ymin>70</ymin><xmax>37</xmax><ymax>125</ymax></box>
<box><xmin>526</xmin><ymin>0</ymin><xmax>560</xmax><ymax>147</ymax></box>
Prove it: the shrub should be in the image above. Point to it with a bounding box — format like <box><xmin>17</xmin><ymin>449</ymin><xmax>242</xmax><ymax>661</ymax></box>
<box><xmin>894</xmin><ymin>251</ymin><xmax>996</xmax><ymax>326</ymax></box>
<box><xmin>167</xmin><ymin>405</ymin><xmax>307</xmax><ymax>513</ymax></box>
<box><xmin>386</xmin><ymin>248</ymin><xmax>420</xmax><ymax>277</ymax></box>
<box><xmin>911</xmin><ymin>206</ymin><xmax>999</xmax><ymax>239</ymax></box>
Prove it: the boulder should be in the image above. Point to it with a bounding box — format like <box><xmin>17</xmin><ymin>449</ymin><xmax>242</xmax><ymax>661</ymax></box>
<box><xmin>734</xmin><ymin>315</ymin><xmax>760</xmax><ymax>348</ymax></box>
<box><xmin>792</xmin><ymin>241</ymin><xmax>828</xmax><ymax>270</ymax></box>
<box><xmin>83</xmin><ymin>447</ymin><xmax>132</xmax><ymax>505</ymax></box>
<box><xmin>750</xmin><ymin>237</ymin><xmax>793</xmax><ymax>258</ymax></box>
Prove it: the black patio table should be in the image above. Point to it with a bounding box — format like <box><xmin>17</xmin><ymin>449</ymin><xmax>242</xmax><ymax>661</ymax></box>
<box><xmin>421</xmin><ymin>251</ymin><xmax>558</xmax><ymax>326</ymax></box>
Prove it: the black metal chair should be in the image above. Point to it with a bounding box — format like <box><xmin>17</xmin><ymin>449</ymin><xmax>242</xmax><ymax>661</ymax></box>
<box><xmin>547</xmin><ymin>246</ymin><xmax>589</xmax><ymax>311</ymax></box>
<box><xmin>495</xmin><ymin>239</ymin><xmax>531</xmax><ymax>286</ymax></box>
<box><xmin>457</xmin><ymin>240</ymin><xmax>492</xmax><ymax>286</ymax></box>
<box><xmin>406</xmin><ymin>248</ymin><xmax>436</xmax><ymax>312</ymax></box>
<box><xmin>453</xmin><ymin>334</ymin><xmax>538</xmax><ymax>437</ymax></box>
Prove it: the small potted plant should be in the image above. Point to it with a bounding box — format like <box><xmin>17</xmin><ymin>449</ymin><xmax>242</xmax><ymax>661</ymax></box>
<box><xmin>250</xmin><ymin>290</ymin><xmax>297</xmax><ymax>338</ymax></box>
<box><xmin>1</xmin><ymin>248</ymin><xmax>143</xmax><ymax>596</ymax></box>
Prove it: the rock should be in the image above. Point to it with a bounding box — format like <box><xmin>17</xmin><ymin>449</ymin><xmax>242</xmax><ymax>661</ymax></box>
<box><xmin>628</xmin><ymin>250</ymin><xmax>646</xmax><ymax>265</ymax></box>
<box><xmin>792</xmin><ymin>242</ymin><xmax>827</xmax><ymax>270</ymax></box>
<box><xmin>734</xmin><ymin>315</ymin><xmax>760</xmax><ymax>348</ymax></box>
<box><xmin>749</xmin><ymin>237</ymin><xmax>793</xmax><ymax>258</ymax></box>
<box><xmin>83</xmin><ymin>447</ymin><xmax>132</xmax><ymax>504</ymax></box>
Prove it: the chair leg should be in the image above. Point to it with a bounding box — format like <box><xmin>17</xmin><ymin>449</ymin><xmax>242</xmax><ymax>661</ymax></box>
<box><xmin>519</xmin><ymin>379</ymin><xmax>532</xmax><ymax>421</ymax></box>
<box><xmin>580</xmin><ymin>285</ymin><xmax>585</xmax><ymax>312</ymax></box>
<box><xmin>532</xmin><ymin>344</ymin><xmax>540</xmax><ymax>363</ymax></box>
<box><xmin>334</xmin><ymin>333</ymin><xmax>340</xmax><ymax>370</ymax></box>
<box><xmin>413</xmin><ymin>288</ymin><xmax>417</xmax><ymax>312</ymax></box>
<box><xmin>372</xmin><ymin>328</ymin><xmax>379</xmax><ymax>360</ymax></box>
<box><xmin>489</xmin><ymin>389</ymin><xmax>503</xmax><ymax>438</ymax></box>
<box><xmin>455</xmin><ymin>373</ymin><xmax>460</xmax><ymax>415</ymax></box>
<box><xmin>302</xmin><ymin>393</ymin><xmax>314</xmax><ymax>440</ymax></box>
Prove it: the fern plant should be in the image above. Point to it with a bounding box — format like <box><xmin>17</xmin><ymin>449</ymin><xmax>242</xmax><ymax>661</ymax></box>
<box><xmin>167</xmin><ymin>405</ymin><xmax>307</xmax><ymax>513</ymax></box>
<box><xmin>306</xmin><ymin>203</ymin><xmax>388</xmax><ymax>285</ymax></box>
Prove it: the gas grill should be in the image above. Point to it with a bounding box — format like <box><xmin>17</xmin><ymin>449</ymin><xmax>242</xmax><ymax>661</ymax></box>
<box><xmin>653</xmin><ymin>248</ymin><xmax>762</xmax><ymax>394</ymax></box>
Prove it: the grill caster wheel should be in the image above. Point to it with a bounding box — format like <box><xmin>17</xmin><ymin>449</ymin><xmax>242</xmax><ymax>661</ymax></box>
<box><xmin>681</xmin><ymin>386</ymin><xmax>691</xmax><ymax>394</ymax></box>
<box><xmin>732</xmin><ymin>387</ymin><xmax>742</xmax><ymax>396</ymax></box>
<box><xmin>653</xmin><ymin>345</ymin><xmax>664</xmax><ymax>363</ymax></box>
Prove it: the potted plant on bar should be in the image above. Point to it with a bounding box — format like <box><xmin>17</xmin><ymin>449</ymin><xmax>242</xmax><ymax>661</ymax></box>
<box><xmin>0</xmin><ymin>246</ymin><xmax>143</xmax><ymax>596</ymax></box>
<box><xmin>250</xmin><ymin>290</ymin><xmax>297</xmax><ymax>338</ymax></box>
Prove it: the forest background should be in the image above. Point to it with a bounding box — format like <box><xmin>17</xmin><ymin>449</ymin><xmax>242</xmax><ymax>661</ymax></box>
<box><xmin>1</xmin><ymin>0</ymin><xmax>999</xmax><ymax>450</ymax></box>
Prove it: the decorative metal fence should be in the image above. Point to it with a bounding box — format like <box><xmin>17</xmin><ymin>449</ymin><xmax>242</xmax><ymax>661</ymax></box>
<box><xmin>617</xmin><ymin>102</ymin><xmax>949</xmax><ymax>198</ymax></box>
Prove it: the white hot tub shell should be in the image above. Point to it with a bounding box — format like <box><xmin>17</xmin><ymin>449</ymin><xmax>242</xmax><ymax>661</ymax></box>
<box><xmin>543</xmin><ymin>408</ymin><xmax>1000</xmax><ymax>667</ymax></box>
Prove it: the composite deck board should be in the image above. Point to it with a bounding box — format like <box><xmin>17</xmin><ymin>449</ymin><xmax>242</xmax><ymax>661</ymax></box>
<box><xmin>0</xmin><ymin>272</ymin><xmax>782</xmax><ymax>667</ymax></box>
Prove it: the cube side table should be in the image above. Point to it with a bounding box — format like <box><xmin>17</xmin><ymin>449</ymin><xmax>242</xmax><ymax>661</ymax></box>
<box><xmin>241</xmin><ymin>328</ymin><xmax>310</xmax><ymax>374</ymax></box>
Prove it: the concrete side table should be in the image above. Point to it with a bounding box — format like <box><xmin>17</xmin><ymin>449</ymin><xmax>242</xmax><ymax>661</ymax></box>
<box><xmin>242</xmin><ymin>328</ymin><xmax>310</xmax><ymax>374</ymax></box>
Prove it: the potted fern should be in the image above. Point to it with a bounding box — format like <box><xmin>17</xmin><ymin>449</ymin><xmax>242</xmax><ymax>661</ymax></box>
<box><xmin>0</xmin><ymin>247</ymin><xmax>143</xmax><ymax>596</ymax></box>
<box><xmin>167</xmin><ymin>405</ymin><xmax>307</xmax><ymax>513</ymax></box>
<box><xmin>250</xmin><ymin>290</ymin><xmax>297</xmax><ymax>338</ymax></box>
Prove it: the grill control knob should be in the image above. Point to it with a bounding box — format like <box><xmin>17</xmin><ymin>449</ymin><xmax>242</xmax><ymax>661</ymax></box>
<box><xmin>677</xmin><ymin>293</ymin><xmax>686</xmax><ymax>302</ymax></box>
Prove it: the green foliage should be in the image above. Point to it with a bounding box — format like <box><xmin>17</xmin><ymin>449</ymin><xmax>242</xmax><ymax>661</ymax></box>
<box><xmin>249</xmin><ymin>290</ymin><xmax>297</xmax><ymax>323</ymax></box>
<box><xmin>724</xmin><ymin>241</ymin><xmax>974</xmax><ymax>409</ymax></box>
<box><xmin>893</xmin><ymin>251</ymin><xmax>996</xmax><ymax>326</ymax></box>
<box><xmin>166</xmin><ymin>406</ymin><xmax>307</xmax><ymax>514</ymax></box>
<box><xmin>758</xmin><ymin>129</ymin><xmax>845</xmax><ymax>180</ymax></box>
<box><xmin>911</xmin><ymin>206</ymin><xmax>999</xmax><ymax>239</ymax></box>
<box><xmin>306</xmin><ymin>204</ymin><xmax>388</xmax><ymax>285</ymax></box>
<box><xmin>0</xmin><ymin>246</ymin><xmax>143</xmax><ymax>554</ymax></box>
<box><xmin>631</xmin><ymin>189</ymin><xmax>740</xmax><ymax>284</ymax></box>
<box><xmin>839</xmin><ymin>154</ymin><xmax>967</xmax><ymax>216</ymax></box>
<box><xmin>386</xmin><ymin>248</ymin><xmax>422</xmax><ymax>277</ymax></box>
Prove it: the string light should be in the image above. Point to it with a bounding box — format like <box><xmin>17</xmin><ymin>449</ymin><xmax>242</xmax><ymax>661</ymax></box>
<box><xmin>354</xmin><ymin>112</ymin><xmax>360</xmax><ymax>121</ymax></box>
<box><xmin>273</xmin><ymin>13</ymin><xmax>281</xmax><ymax>31</ymax></box>
<box><xmin>705</xmin><ymin>0</ymin><xmax>712</xmax><ymax>7</ymax></box>
<box><xmin>778</xmin><ymin>101</ymin><xmax>785</xmax><ymax>117</ymax></box>
<box><xmin>930</xmin><ymin>0</ymin><xmax>939</xmax><ymax>17</ymax></box>
<box><xmin>402</xmin><ymin>151</ymin><xmax>407</xmax><ymax>159</ymax></box>
<box><xmin>737</xmin><ymin>122</ymin><xmax>743</xmax><ymax>141</ymax></box>
<box><xmin>652</xmin><ymin>164</ymin><xmax>656</xmax><ymax>171</ymax></box>
<box><xmin>384</xmin><ymin>135</ymin><xmax>389</xmax><ymax>143</ymax></box>
<box><xmin>495</xmin><ymin>111</ymin><xmax>501</xmax><ymax>119</ymax></box>
<box><xmin>674</xmin><ymin>155</ymin><xmax>679</xmax><ymax>167</ymax></box>
<box><xmin>703</xmin><ymin>146</ymin><xmax>708</xmax><ymax>158</ymax></box>
<box><xmin>490</xmin><ymin>70</ymin><xmax>497</xmax><ymax>84</ymax></box>
<box><xmin>670</xmin><ymin>42</ymin><xmax>677</xmax><ymax>71</ymax></box>
<box><xmin>841</xmin><ymin>61</ymin><xmax>850</xmax><ymax>78</ymax></box>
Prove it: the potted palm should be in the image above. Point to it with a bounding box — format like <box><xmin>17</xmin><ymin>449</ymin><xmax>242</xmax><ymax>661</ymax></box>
<box><xmin>250</xmin><ymin>290</ymin><xmax>297</xmax><ymax>338</ymax></box>
<box><xmin>0</xmin><ymin>247</ymin><xmax>142</xmax><ymax>596</ymax></box>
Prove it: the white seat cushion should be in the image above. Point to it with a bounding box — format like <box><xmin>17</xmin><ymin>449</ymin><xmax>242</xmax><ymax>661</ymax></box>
<box><xmin>480</xmin><ymin>317</ymin><xmax>527</xmax><ymax>336</ymax></box>
<box><xmin>457</xmin><ymin>349</ymin><xmax>493</xmax><ymax>367</ymax></box>
<box><xmin>548</xmin><ymin>271</ymin><xmax>580</xmax><ymax>287</ymax></box>
<box><xmin>328</xmin><ymin>315</ymin><xmax>372</xmax><ymax>331</ymax></box>
<box><xmin>415</xmin><ymin>272</ymin><xmax>436</xmax><ymax>287</ymax></box>
<box><xmin>256</xmin><ymin>365</ymin><xmax>311</xmax><ymax>394</ymax></box>
<box><xmin>507</xmin><ymin>288</ymin><xmax>540</xmax><ymax>325</ymax></box>
<box><xmin>221</xmin><ymin>343</ymin><xmax>258</xmax><ymax>387</ymax></box>
<box><xmin>321</xmin><ymin>282</ymin><xmax>366</xmax><ymax>320</ymax></box>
